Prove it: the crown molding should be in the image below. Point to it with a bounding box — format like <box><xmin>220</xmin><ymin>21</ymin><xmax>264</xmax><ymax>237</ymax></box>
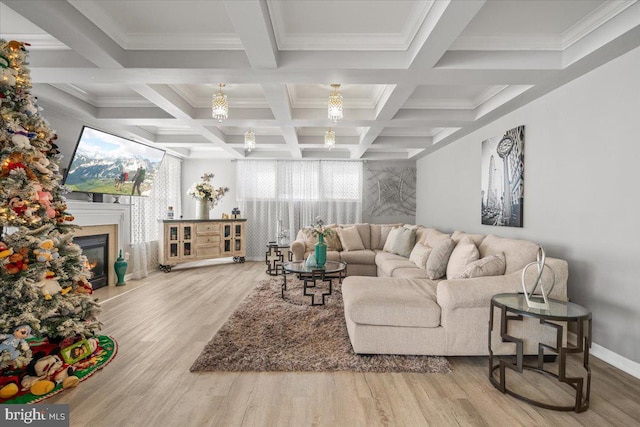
<box><xmin>287</xmin><ymin>85</ymin><xmax>389</xmax><ymax>109</ymax></box>
<box><xmin>170</xmin><ymin>84</ymin><xmax>269</xmax><ymax>109</ymax></box>
<box><xmin>0</xmin><ymin>33</ymin><xmax>69</xmax><ymax>50</ymax></box>
<box><xmin>450</xmin><ymin>35</ymin><xmax>562</xmax><ymax>51</ymax></box>
<box><xmin>50</xmin><ymin>83</ymin><xmax>152</xmax><ymax>108</ymax></box>
<box><xmin>450</xmin><ymin>1</ymin><xmax>637</xmax><ymax>52</ymax></box>
<box><xmin>561</xmin><ymin>0</ymin><xmax>637</xmax><ymax>49</ymax></box>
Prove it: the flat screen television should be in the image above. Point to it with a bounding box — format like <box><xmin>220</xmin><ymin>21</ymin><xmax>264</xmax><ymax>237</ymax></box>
<box><xmin>64</xmin><ymin>126</ymin><xmax>166</xmax><ymax>197</ymax></box>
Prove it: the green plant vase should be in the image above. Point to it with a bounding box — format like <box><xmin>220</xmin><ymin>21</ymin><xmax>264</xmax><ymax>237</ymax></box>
<box><xmin>314</xmin><ymin>234</ymin><xmax>327</xmax><ymax>268</ymax></box>
<box><xmin>114</xmin><ymin>249</ymin><xmax>128</xmax><ymax>286</ymax></box>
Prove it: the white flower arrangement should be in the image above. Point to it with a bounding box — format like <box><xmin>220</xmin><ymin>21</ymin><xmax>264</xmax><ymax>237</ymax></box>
<box><xmin>187</xmin><ymin>173</ymin><xmax>229</xmax><ymax>206</ymax></box>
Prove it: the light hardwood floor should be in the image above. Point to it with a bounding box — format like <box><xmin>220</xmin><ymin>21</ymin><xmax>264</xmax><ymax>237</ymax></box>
<box><xmin>48</xmin><ymin>261</ymin><xmax>640</xmax><ymax>427</ymax></box>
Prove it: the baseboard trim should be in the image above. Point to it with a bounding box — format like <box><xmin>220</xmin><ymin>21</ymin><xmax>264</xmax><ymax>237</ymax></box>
<box><xmin>569</xmin><ymin>332</ymin><xmax>640</xmax><ymax>379</ymax></box>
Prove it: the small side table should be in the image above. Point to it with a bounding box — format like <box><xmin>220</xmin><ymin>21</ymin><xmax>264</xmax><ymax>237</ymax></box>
<box><xmin>489</xmin><ymin>293</ymin><xmax>592</xmax><ymax>412</ymax></box>
<box><xmin>265</xmin><ymin>242</ymin><xmax>292</xmax><ymax>276</ymax></box>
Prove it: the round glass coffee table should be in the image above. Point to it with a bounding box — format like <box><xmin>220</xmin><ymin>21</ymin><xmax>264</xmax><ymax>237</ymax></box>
<box><xmin>489</xmin><ymin>293</ymin><xmax>592</xmax><ymax>412</ymax></box>
<box><xmin>282</xmin><ymin>261</ymin><xmax>347</xmax><ymax>306</ymax></box>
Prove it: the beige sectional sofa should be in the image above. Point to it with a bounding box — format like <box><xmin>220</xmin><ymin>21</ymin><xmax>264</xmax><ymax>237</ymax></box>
<box><xmin>291</xmin><ymin>224</ymin><xmax>568</xmax><ymax>356</ymax></box>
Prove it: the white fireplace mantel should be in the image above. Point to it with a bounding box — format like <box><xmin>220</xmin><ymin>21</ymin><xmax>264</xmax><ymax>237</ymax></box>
<box><xmin>66</xmin><ymin>201</ymin><xmax>131</xmax><ymax>252</ymax></box>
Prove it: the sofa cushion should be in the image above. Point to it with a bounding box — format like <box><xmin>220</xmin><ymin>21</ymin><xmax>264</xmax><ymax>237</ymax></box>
<box><xmin>426</xmin><ymin>238</ymin><xmax>456</xmax><ymax>280</ymax></box>
<box><xmin>340</xmin><ymin>249</ymin><xmax>376</xmax><ymax>265</ymax></box>
<box><xmin>478</xmin><ymin>235</ymin><xmax>539</xmax><ymax>274</ymax></box>
<box><xmin>409</xmin><ymin>242</ymin><xmax>432</xmax><ymax>269</ymax></box>
<box><xmin>391</xmin><ymin>227</ymin><xmax>416</xmax><ymax>258</ymax></box>
<box><xmin>375</xmin><ymin>250</ymin><xmax>409</xmax><ymax>263</ymax></box>
<box><xmin>451</xmin><ymin>230</ymin><xmax>486</xmax><ymax>247</ymax></box>
<box><xmin>415</xmin><ymin>226</ymin><xmax>429</xmax><ymax>245</ymax></box>
<box><xmin>337</xmin><ymin>226</ymin><xmax>365</xmax><ymax>251</ymax></box>
<box><xmin>350</xmin><ymin>224</ymin><xmax>372</xmax><ymax>249</ymax></box>
<box><xmin>377</xmin><ymin>258</ymin><xmax>417</xmax><ymax>277</ymax></box>
<box><xmin>446</xmin><ymin>236</ymin><xmax>480</xmax><ymax>279</ymax></box>
<box><xmin>391</xmin><ymin>267</ymin><xmax>430</xmax><ymax>279</ymax></box>
<box><xmin>459</xmin><ymin>252</ymin><xmax>506</xmax><ymax>279</ymax></box>
<box><xmin>422</xmin><ymin>228</ymin><xmax>451</xmax><ymax>247</ymax></box>
<box><xmin>342</xmin><ymin>277</ymin><xmax>440</xmax><ymax>328</ymax></box>
<box><xmin>370</xmin><ymin>224</ymin><xmax>402</xmax><ymax>250</ymax></box>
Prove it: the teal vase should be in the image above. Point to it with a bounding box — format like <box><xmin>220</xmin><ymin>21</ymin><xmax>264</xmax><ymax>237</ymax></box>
<box><xmin>314</xmin><ymin>234</ymin><xmax>327</xmax><ymax>268</ymax></box>
<box><xmin>114</xmin><ymin>250</ymin><xmax>128</xmax><ymax>286</ymax></box>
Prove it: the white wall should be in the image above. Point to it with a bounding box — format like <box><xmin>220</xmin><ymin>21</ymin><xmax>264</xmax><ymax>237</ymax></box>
<box><xmin>181</xmin><ymin>159</ymin><xmax>237</xmax><ymax>220</ymax></box>
<box><xmin>417</xmin><ymin>46</ymin><xmax>640</xmax><ymax>365</ymax></box>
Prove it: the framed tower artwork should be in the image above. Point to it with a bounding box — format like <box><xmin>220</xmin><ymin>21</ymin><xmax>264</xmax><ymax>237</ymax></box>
<box><xmin>481</xmin><ymin>125</ymin><xmax>524</xmax><ymax>227</ymax></box>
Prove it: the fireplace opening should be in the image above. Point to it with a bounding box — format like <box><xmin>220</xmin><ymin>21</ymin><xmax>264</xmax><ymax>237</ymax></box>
<box><xmin>75</xmin><ymin>234</ymin><xmax>108</xmax><ymax>290</ymax></box>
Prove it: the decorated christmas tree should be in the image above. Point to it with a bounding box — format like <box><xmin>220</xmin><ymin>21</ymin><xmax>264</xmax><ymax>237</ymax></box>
<box><xmin>0</xmin><ymin>38</ymin><xmax>101</xmax><ymax>377</ymax></box>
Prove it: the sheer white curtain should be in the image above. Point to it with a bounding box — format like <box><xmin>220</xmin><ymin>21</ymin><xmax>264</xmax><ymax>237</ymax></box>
<box><xmin>237</xmin><ymin>160</ymin><xmax>363</xmax><ymax>259</ymax></box>
<box><xmin>130</xmin><ymin>155</ymin><xmax>182</xmax><ymax>278</ymax></box>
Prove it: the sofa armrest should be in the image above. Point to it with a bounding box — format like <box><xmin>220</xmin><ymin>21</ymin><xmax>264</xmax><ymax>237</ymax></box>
<box><xmin>437</xmin><ymin>257</ymin><xmax>568</xmax><ymax>311</ymax></box>
<box><xmin>290</xmin><ymin>239</ymin><xmax>306</xmax><ymax>261</ymax></box>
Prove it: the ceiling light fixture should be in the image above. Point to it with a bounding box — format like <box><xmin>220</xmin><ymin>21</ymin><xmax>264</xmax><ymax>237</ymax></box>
<box><xmin>244</xmin><ymin>129</ymin><xmax>256</xmax><ymax>152</ymax></box>
<box><xmin>328</xmin><ymin>83</ymin><xmax>343</xmax><ymax>124</ymax></box>
<box><xmin>324</xmin><ymin>129</ymin><xmax>336</xmax><ymax>150</ymax></box>
<box><xmin>212</xmin><ymin>83</ymin><xmax>228</xmax><ymax>123</ymax></box>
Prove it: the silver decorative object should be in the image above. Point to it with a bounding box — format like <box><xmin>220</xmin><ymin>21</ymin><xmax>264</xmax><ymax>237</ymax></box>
<box><xmin>521</xmin><ymin>247</ymin><xmax>556</xmax><ymax>309</ymax></box>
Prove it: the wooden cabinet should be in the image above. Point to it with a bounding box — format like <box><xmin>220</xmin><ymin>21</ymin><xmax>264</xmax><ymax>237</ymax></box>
<box><xmin>159</xmin><ymin>219</ymin><xmax>246</xmax><ymax>272</ymax></box>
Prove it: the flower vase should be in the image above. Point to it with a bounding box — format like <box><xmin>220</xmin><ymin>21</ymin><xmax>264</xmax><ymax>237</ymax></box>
<box><xmin>114</xmin><ymin>250</ymin><xmax>128</xmax><ymax>286</ymax></box>
<box><xmin>314</xmin><ymin>234</ymin><xmax>327</xmax><ymax>268</ymax></box>
<box><xmin>196</xmin><ymin>200</ymin><xmax>209</xmax><ymax>219</ymax></box>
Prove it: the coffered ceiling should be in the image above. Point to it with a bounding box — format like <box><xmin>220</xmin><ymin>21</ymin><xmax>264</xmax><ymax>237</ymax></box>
<box><xmin>1</xmin><ymin>0</ymin><xmax>639</xmax><ymax>160</ymax></box>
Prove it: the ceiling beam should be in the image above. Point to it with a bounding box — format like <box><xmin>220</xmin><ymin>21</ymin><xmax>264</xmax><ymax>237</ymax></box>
<box><xmin>408</xmin><ymin>0</ymin><xmax>485</xmax><ymax>69</ymax></box>
<box><xmin>261</xmin><ymin>84</ymin><xmax>302</xmax><ymax>158</ymax></box>
<box><xmin>3</xmin><ymin>0</ymin><xmax>125</xmax><ymax>68</ymax></box>
<box><xmin>224</xmin><ymin>0</ymin><xmax>278</xmax><ymax>69</ymax></box>
<box><xmin>131</xmin><ymin>85</ymin><xmax>242</xmax><ymax>158</ymax></box>
<box><xmin>28</xmin><ymin>66</ymin><xmax>553</xmax><ymax>85</ymax></box>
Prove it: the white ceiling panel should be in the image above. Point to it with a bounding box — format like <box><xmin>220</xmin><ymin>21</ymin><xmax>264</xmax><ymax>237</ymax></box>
<box><xmin>268</xmin><ymin>0</ymin><xmax>434</xmax><ymax>50</ymax></box>
<box><xmin>68</xmin><ymin>0</ymin><xmax>242</xmax><ymax>50</ymax></box>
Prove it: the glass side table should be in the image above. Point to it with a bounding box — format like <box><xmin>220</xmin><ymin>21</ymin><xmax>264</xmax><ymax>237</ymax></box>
<box><xmin>489</xmin><ymin>293</ymin><xmax>592</xmax><ymax>412</ymax></box>
<box><xmin>265</xmin><ymin>242</ymin><xmax>292</xmax><ymax>276</ymax></box>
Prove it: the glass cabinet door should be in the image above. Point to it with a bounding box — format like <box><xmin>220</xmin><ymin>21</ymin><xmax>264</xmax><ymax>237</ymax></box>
<box><xmin>166</xmin><ymin>225</ymin><xmax>181</xmax><ymax>261</ymax></box>
<box><xmin>181</xmin><ymin>224</ymin><xmax>195</xmax><ymax>259</ymax></box>
<box><xmin>222</xmin><ymin>224</ymin><xmax>233</xmax><ymax>255</ymax></box>
<box><xmin>233</xmin><ymin>222</ymin><xmax>245</xmax><ymax>255</ymax></box>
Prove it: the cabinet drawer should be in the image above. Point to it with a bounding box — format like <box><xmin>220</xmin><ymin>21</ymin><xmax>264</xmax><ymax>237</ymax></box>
<box><xmin>196</xmin><ymin>235</ymin><xmax>220</xmax><ymax>245</ymax></box>
<box><xmin>196</xmin><ymin>244</ymin><xmax>221</xmax><ymax>258</ymax></box>
<box><xmin>196</xmin><ymin>223</ymin><xmax>221</xmax><ymax>235</ymax></box>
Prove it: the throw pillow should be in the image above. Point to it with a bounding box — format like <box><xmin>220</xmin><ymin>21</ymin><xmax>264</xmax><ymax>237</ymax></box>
<box><xmin>324</xmin><ymin>225</ymin><xmax>342</xmax><ymax>251</ymax></box>
<box><xmin>378</xmin><ymin>224</ymin><xmax>399</xmax><ymax>249</ymax></box>
<box><xmin>409</xmin><ymin>242</ymin><xmax>432</xmax><ymax>269</ymax></box>
<box><xmin>426</xmin><ymin>238</ymin><xmax>456</xmax><ymax>280</ymax></box>
<box><xmin>391</xmin><ymin>227</ymin><xmax>416</xmax><ymax>258</ymax></box>
<box><xmin>337</xmin><ymin>226</ymin><xmax>365</xmax><ymax>251</ymax></box>
<box><xmin>459</xmin><ymin>253</ymin><xmax>506</xmax><ymax>279</ymax></box>
<box><xmin>446</xmin><ymin>236</ymin><xmax>480</xmax><ymax>279</ymax></box>
<box><xmin>383</xmin><ymin>226</ymin><xmax>401</xmax><ymax>253</ymax></box>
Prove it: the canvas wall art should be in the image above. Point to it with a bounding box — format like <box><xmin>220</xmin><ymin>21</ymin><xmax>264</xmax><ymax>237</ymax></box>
<box><xmin>366</xmin><ymin>167</ymin><xmax>416</xmax><ymax>218</ymax></box>
<box><xmin>481</xmin><ymin>125</ymin><xmax>524</xmax><ymax>227</ymax></box>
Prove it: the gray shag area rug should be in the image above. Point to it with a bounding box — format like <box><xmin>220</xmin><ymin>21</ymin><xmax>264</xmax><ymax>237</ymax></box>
<box><xmin>190</xmin><ymin>278</ymin><xmax>451</xmax><ymax>374</ymax></box>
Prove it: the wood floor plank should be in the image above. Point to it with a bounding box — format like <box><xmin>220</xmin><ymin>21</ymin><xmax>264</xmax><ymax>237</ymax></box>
<box><xmin>42</xmin><ymin>261</ymin><xmax>640</xmax><ymax>427</ymax></box>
